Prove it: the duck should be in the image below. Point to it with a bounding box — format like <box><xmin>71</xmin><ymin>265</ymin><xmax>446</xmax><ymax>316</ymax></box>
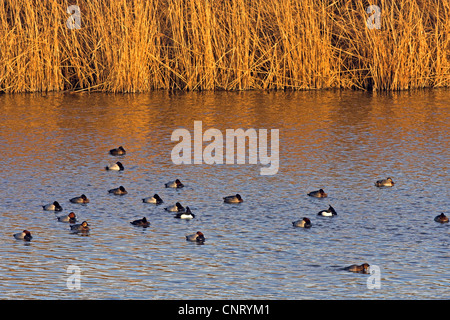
<box><xmin>308</xmin><ymin>189</ymin><xmax>327</xmax><ymax>198</ymax></box>
<box><xmin>57</xmin><ymin>212</ymin><xmax>77</xmax><ymax>223</ymax></box>
<box><xmin>375</xmin><ymin>177</ymin><xmax>395</xmax><ymax>187</ymax></box>
<box><xmin>130</xmin><ymin>217</ymin><xmax>150</xmax><ymax>227</ymax></box>
<box><xmin>186</xmin><ymin>231</ymin><xmax>205</xmax><ymax>243</ymax></box>
<box><xmin>105</xmin><ymin>161</ymin><xmax>124</xmax><ymax>171</ymax></box>
<box><xmin>70</xmin><ymin>221</ymin><xmax>90</xmax><ymax>232</ymax></box>
<box><xmin>42</xmin><ymin>201</ymin><xmax>63</xmax><ymax>211</ymax></box>
<box><xmin>109</xmin><ymin>146</ymin><xmax>126</xmax><ymax>156</ymax></box>
<box><xmin>13</xmin><ymin>230</ymin><xmax>33</xmax><ymax>241</ymax></box>
<box><xmin>223</xmin><ymin>194</ymin><xmax>243</xmax><ymax>203</ymax></box>
<box><xmin>317</xmin><ymin>205</ymin><xmax>337</xmax><ymax>216</ymax></box>
<box><xmin>165</xmin><ymin>179</ymin><xmax>184</xmax><ymax>188</ymax></box>
<box><xmin>434</xmin><ymin>213</ymin><xmax>449</xmax><ymax>223</ymax></box>
<box><xmin>343</xmin><ymin>263</ymin><xmax>370</xmax><ymax>274</ymax></box>
<box><xmin>174</xmin><ymin>207</ymin><xmax>195</xmax><ymax>219</ymax></box>
<box><xmin>164</xmin><ymin>202</ymin><xmax>185</xmax><ymax>212</ymax></box>
<box><xmin>70</xmin><ymin>194</ymin><xmax>89</xmax><ymax>204</ymax></box>
<box><xmin>142</xmin><ymin>194</ymin><xmax>163</xmax><ymax>204</ymax></box>
<box><xmin>292</xmin><ymin>217</ymin><xmax>312</xmax><ymax>228</ymax></box>
<box><xmin>108</xmin><ymin>186</ymin><xmax>128</xmax><ymax>195</ymax></box>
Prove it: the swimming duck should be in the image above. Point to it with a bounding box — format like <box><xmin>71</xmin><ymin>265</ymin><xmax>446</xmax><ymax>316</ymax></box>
<box><xmin>109</xmin><ymin>146</ymin><xmax>126</xmax><ymax>156</ymax></box>
<box><xmin>317</xmin><ymin>205</ymin><xmax>337</xmax><ymax>216</ymax></box>
<box><xmin>223</xmin><ymin>194</ymin><xmax>243</xmax><ymax>203</ymax></box>
<box><xmin>57</xmin><ymin>212</ymin><xmax>77</xmax><ymax>223</ymax></box>
<box><xmin>142</xmin><ymin>194</ymin><xmax>163</xmax><ymax>204</ymax></box>
<box><xmin>308</xmin><ymin>189</ymin><xmax>327</xmax><ymax>198</ymax></box>
<box><xmin>375</xmin><ymin>177</ymin><xmax>395</xmax><ymax>187</ymax></box>
<box><xmin>434</xmin><ymin>213</ymin><xmax>449</xmax><ymax>223</ymax></box>
<box><xmin>13</xmin><ymin>230</ymin><xmax>33</xmax><ymax>241</ymax></box>
<box><xmin>130</xmin><ymin>217</ymin><xmax>150</xmax><ymax>227</ymax></box>
<box><xmin>164</xmin><ymin>202</ymin><xmax>185</xmax><ymax>212</ymax></box>
<box><xmin>165</xmin><ymin>179</ymin><xmax>184</xmax><ymax>188</ymax></box>
<box><xmin>343</xmin><ymin>263</ymin><xmax>370</xmax><ymax>274</ymax></box>
<box><xmin>105</xmin><ymin>161</ymin><xmax>124</xmax><ymax>171</ymax></box>
<box><xmin>42</xmin><ymin>201</ymin><xmax>63</xmax><ymax>211</ymax></box>
<box><xmin>186</xmin><ymin>231</ymin><xmax>205</xmax><ymax>243</ymax></box>
<box><xmin>292</xmin><ymin>217</ymin><xmax>312</xmax><ymax>228</ymax></box>
<box><xmin>108</xmin><ymin>186</ymin><xmax>128</xmax><ymax>195</ymax></box>
<box><xmin>174</xmin><ymin>207</ymin><xmax>195</xmax><ymax>219</ymax></box>
<box><xmin>70</xmin><ymin>194</ymin><xmax>89</xmax><ymax>204</ymax></box>
<box><xmin>70</xmin><ymin>221</ymin><xmax>90</xmax><ymax>232</ymax></box>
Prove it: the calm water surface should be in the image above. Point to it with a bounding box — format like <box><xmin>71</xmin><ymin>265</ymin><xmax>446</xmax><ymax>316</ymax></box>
<box><xmin>0</xmin><ymin>90</ymin><xmax>448</xmax><ymax>299</ymax></box>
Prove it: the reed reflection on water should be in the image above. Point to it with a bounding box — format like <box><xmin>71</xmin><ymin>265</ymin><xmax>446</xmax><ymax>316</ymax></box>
<box><xmin>0</xmin><ymin>89</ymin><xmax>448</xmax><ymax>299</ymax></box>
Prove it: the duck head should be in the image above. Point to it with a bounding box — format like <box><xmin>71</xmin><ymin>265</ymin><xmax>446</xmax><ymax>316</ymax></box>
<box><xmin>23</xmin><ymin>230</ymin><xmax>32</xmax><ymax>241</ymax></box>
<box><xmin>329</xmin><ymin>205</ymin><xmax>337</xmax><ymax>215</ymax></box>
<box><xmin>176</xmin><ymin>202</ymin><xmax>184</xmax><ymax>210</ymax></box>
<box><xmin>303</xmin><ymin>217</ymin><xmax>312</xmax><ymax>227</ymax></box>
<box><xmin>196</xmin><ymin>232</ymin><xmax>205</xmax><ymax>242</ymax></box>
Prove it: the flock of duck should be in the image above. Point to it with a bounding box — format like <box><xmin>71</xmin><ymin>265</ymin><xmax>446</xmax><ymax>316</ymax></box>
<box><xmin>12</xmin><ymin>146</ymin><xmax>224</xmax><ymax>245</ymax></box>
<box><xmin>13</xmin><ymin>146</ymin><xmax>449</xmax><ymax>274</ymax></box>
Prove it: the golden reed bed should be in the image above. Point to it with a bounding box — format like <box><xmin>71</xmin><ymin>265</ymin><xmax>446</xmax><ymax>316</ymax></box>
<box><xmin>0</xmin><ymin>0</ymin><xmax>449</xmax><ymax>93</ymax></box>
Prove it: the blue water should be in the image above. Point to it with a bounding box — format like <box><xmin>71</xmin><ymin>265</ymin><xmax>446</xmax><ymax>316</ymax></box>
<box><xmin>0</xmin><ymin>90</ymin><xmax>448</xmax><ymax>299</ymax></box>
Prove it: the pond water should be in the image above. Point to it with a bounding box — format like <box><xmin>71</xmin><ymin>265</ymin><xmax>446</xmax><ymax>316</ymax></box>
<box><xmin>0</xmin><ymin>89</ymin><xmax>448</xmax><ymax>299</ymax></box>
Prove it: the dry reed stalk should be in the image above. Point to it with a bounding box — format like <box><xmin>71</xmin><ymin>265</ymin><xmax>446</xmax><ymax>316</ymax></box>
<box><xmin>0</xmin><ymin>0</ymin><xmax>448</xmax><ymax>92</ymax></box>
